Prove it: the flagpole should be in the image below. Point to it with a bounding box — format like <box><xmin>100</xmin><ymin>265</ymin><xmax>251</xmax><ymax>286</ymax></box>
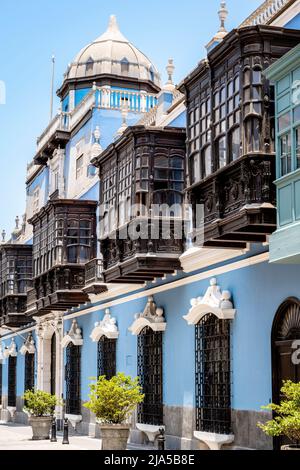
<box><xmin>50</xmin><ymin>55</ymin><xmax>55</xmax><ymax>121</ymax></box>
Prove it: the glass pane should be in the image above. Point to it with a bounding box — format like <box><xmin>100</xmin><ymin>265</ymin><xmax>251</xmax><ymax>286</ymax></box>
<box><xmin>204</xmin><ymin>146</ymin><xmax>212</xmax><ymax>177</ymax></box>
<box><xmin>155</xmin><ymin>156</ymin><xmax>168</xmax><ymax>167</ymax></box>
<box><xmin>230</xmin><ymin>128</ymin><xmax>240</xmax><ymax>161</ymax></box>
<box><xmin>218</xmin><ymin>137</ymin><xmax>227</xmax><ymax>168</ymax></box>
<box><xmin>191</xmin><ymin>153</ymin><xmax>200</xmax><ymax>183</ymax></box>
<box><xmin>278</xmin><ymin>112</ymin><xmax>291</xmax><ymax>132</ymax></box>
<box><xmin>296</xmin><ymin>128</ymin><xmax>300</xmax><ymax>169</ymax></box>
<box><xmin>293</xmin><ymin>106</ymin><xmax>300</xmax><ymax>123</ymax></box>
<box><xmin>253</xmin><ymin>70</ymin><xmax>261</xmax><ymax>84</ymax></box>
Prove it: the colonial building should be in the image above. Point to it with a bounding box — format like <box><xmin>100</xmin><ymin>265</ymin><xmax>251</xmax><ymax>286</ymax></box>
<box><xmin>1</xmin><ymin>0</ymin><xmax>300</xmax><ymax>451</ymax></box>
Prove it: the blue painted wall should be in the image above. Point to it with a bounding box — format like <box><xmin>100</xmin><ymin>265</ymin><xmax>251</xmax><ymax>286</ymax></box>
<box><xmin>169</xmin><ymin>111</ymin><xmax>186</xmax><ymax>128</ymax></box>
<box><xmin>285</xmin><ymin>12</ymin><xmax>300</xmax><ymax>29</ymax></box>
<box><xmin>62</xmin><ymin>260</ymin><xmax>300</xmax><ymax>412</ymax></box>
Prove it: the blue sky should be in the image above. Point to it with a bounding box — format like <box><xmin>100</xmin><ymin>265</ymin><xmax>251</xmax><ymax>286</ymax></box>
<box><xmin>0</xmin><ymin>0</ymin><xmax>261</xmax><ymax>236</ymax></box>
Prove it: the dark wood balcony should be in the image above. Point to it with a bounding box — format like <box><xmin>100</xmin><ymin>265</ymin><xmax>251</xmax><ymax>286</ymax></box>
<box><xmin>0</xmin><ymin>244</ymin><xmax>32</xmax><ymax>327</ymax></box>
<box><xmin>190</xmin><ymin>154</ymin><xmax>276</xmax><ymax>247</ymax></box>
<box><xmin>92</xmin><ymin>126</ymin><xmax>186</xmax><ymax>283</ymax></box>
<box><xmin>180</xmin><ymin>25</ymin><xmax>300</xmax><ymax>248</ymax></box>
<box><xmin>83</xmin><ymin>258</ymin><xmax>107</xmax><ymax>294</ymax></box>
<box><xmin>101</xmin><ymin>219</ymin><xmax>183</xmax><ymax>283</ymax></box>
<box><xmin>27</xmin><ymin>199</ymin><xmax>97</xmax><ymax>317</ymax></box>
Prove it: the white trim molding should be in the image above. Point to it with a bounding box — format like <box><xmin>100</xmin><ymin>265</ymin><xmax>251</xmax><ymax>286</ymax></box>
<box><xmin>61</xmin><ymin>320</ymin><xmax>83</xmax><ymax>348</ymax></box>
<box><xmin>20</xmin><ymin>333</ymin><xmax>36</xmax><ymax>355</ymax></box>
<box><xmin>194</xmin><ymin>431</ymin><xmax>234</xmax><ymax>450</ymax></box>
<box><xmin>180</xmin><ymin>246</ymin><xmax>248</xmax><ymax>274</ymax></box>
<box><xmin>183</xmin><ymin>278</ymin><xmax>236</xmax><ymax>325</ymax></box>
<box><xmin>3</xmin><ymin>338</ymin><xmax>18</xmax><ymax>358</ymax></box>
<box><xmin>90</xmin><ymin>309</ymin><xmax>119</xmax><ymax>341</ymax></box>
<box><xmin>129</xmin><ymin>297</ymin><xmax>166</xmax><ymax>336</ymax></box>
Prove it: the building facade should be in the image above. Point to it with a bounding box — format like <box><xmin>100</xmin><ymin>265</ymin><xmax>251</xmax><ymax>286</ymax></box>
<box><xmin>1</xmin><ymin>0</ymin><xmax>300</xmax><ymax>451</ymax></box>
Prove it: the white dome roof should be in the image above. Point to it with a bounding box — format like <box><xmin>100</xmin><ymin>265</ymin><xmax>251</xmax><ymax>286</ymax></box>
<box><xmin>64</xmin><ymin>15</ymin><xmax>161</xmax><ymax>88</ymax></box>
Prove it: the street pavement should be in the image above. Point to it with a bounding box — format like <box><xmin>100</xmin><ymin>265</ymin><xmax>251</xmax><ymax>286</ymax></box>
<box><xmin>0</xmin><ymin>422</ymin><xmax>101</xmax><ymax>450</ymax></box>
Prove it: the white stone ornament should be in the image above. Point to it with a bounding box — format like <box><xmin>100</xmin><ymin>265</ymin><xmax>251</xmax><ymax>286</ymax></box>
<box><xmin>129</xmin><ymin>296</ymin><xmax>166</xmax><ymax>335</ymax></box>
<box><xmin>90</xmin><ymin>309</ymin><xmax>119</xmax><ymax>341</ymax></box>
<box><xmin>61</xmin><ymin>319</ymin><xmax>83</xmax><ymax>348</ymax></box>
<box><xmin>91</xmin><ymin>126</ymin><xmax>102</xmax><ymax>158</ymax></box>
<box><xmin>3</xmin><ymin>338</ymin><xmax>18</xmax><ymax>358</ymax></box>
<box><xmin>183</xmin><ymin>278</ymin><xmax>236</xmax><ymax>325</ymax></box>
<box><xmin>20</xmin><ymin>333</ymin><xmax>36</xmax><ymax>355</ymax></box>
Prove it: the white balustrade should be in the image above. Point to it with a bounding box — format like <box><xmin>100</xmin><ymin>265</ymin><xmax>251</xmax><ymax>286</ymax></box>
<box><xmin>240</xmin><ymin>0</ymin><xmax>289</xmax><ymax>28</ymax></box>
<box><xmin>36</xmin><ymin>87</ymin><xmax>157</xmax><ymax>153</ymax></box>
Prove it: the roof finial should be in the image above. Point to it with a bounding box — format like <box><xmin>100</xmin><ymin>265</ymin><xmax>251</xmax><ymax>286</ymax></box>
<box><xmin>108</xmin><ymin>14</ymin><xmax>119</xmax><ymax>32</ymax></box>
<box><xmin>218</xmin><ymin>1</ymin><xmax>228</xmax><ymax>33</ymax></box>
<box><xmin>166</xmin><ymin>59</ymin><xmax>175</xmax><ymax>85</ymax></box>
<box><xmin>1</xmin><ymin>230</ymin><xmax>6</xmax><ymax>243</ymax></box>
<box><xmin>15</xmin><ymin>216</ymin><xmax>19</xmax><ymax>230</ymax></box>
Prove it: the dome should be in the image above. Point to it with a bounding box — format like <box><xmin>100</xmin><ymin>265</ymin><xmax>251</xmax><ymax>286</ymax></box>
<box><xmin>64</xmin><ymin>15</ymin><xmax>161</xmax><ymax>89</ymax></box>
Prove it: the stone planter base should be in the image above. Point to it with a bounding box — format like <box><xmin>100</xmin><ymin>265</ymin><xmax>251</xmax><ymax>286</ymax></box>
<box><xmin>281</xmin><ymin>445</ymin><xmax>300</xmax><ymax>450</ymax></box>
<box><xmin>29</xmin><ymin>416</ymin><xmax>53</xmax><ymax>440</ymax></box>
<box><xmin>99</xmin><ymin>424</ymin><xmax>130</xmax><ymax>450</ymax></box>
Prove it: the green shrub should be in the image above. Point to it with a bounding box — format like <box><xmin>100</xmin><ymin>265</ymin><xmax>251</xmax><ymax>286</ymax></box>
<box><xmin>23</xmin><ymin>390</ymin><xmax>61</xmax><ymax>417</ymax></box>
<box><xmin>258</xmin><ymin>380</ymin><xmax>300</xmax><ymax>443</ymax></box>
<box><xmin>84</xmin><ymin>373</ymin><xmax>144</xmax><ymax>424</ymax></box>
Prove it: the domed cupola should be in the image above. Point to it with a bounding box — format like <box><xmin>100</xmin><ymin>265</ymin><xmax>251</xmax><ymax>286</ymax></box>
<box><xmin>57</xmin><ymin>15</ymin><xmax>161</xmax><ymax>98</ymax></box>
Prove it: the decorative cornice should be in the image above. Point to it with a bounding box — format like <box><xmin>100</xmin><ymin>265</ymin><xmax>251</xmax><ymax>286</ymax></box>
<box><xmin>129</xmin><ymin>296</ymin><xmax>166</xmax><ymax>335</ymax></box>
<box><xmin>183</xmin><ymin>278</ymin><xmax>236</xmax><ymax>325</ymax></box>
<box><xmin>90</xmin><ymin>309</ymin><xmax>119</xmax><ymax>341</ymax></box>
<box><xmin>61</xmin><ymin>320</ymin><xmax>83</xmax><ymax>348</ymax></box>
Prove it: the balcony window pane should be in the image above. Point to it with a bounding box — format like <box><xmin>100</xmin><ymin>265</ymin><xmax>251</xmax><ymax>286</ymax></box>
<box><xmin>293</xmin><ymin>106</ymin><xmax>300</xmax><ymax>124</ymax></box>
<box><xmin>278</xmin><ymin>112</ymin><xmax>290</xmax><ymax>132</ymax></box>
<box><xmin>280</xmin><ymin>133</ymin><xmax>291</xmax><ymax>176</ymax></box>
<box><xmin>191</xmin><ymin>153</ymin><xmax>200</xmax><ymax>183</ymax></box>
<box><xmin>253</xmin><ymin>70</ymin><xmax>262</xmax><ymax>85</ymax></box>
<box><xmin>203</xmin><ymin>146</ymin><xmax>212</xmax><ymax>177</ymax></box>
<box><xmin>295</xmin><ymin>127</ymin><xmax>300</xmax><ymax>169</ymax></box>
<box><xmin>230</xmin><ymin>128</ymin><xmax>240</xmax><ymax>162</ymax></box>
<box><xmin>218</xmin><ymin>137</ymin><xmax>227</xmax><ymax>168</ymax></box>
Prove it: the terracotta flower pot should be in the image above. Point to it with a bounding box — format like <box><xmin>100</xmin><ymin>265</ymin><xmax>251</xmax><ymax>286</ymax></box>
<box><xmin>281</xmin><ymin>444</ymin><xmax>300</xmax><ymax>450</ymax></box>
<box><xmin>99</xmin><ymin>424</ymin><xmax>130</xmax><ymax>450</ymax></box>
<box><xmin>29</xmin><ymin>416</ymin><xmax>53</xmax><ymax>440</ymax></box>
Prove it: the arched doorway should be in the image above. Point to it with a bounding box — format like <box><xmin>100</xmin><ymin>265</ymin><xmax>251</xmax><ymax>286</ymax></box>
<box><xmin>272</xmin><ymin>298</ymin><xmax>300</xmax><ymax>449</ymax></box>
<box><xmin>50</xmin><ymin>333</ymin><xmax>56</xmax><ymax>396</ymax></box>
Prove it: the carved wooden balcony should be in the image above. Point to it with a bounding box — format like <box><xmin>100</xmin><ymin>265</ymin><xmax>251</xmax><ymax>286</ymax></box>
<box><xmin>180</xmin><ymin>25</ymin><xmax>300</xmax><ymax>248</ymax></box>
<box><xmin>27</xmin><ymin>199</ymin><xmax>97</xmax><ymax>317</ymax></box>
<box><xmin>92</xmin><ymin>126</ymin><xmax>186</xmax><ymax>283</ymax></box>
<box><xmin>101</xmin><ymin>219</ymin><xmax>184</xmax><ymax>283</ymax></box>
<box><xmin>190</xmin><ymin>155</ymin><xmax>276</xmax><ymax>247</ymax></box>
<box><xmin>0</xmin><ymin>244</ymin><xmax>32</xmax><ymax>327</ymax></box>
<box><xmin>83</xmin><ymin>258</ymin><xmax>107</xmax><ymax>294</ymax></box>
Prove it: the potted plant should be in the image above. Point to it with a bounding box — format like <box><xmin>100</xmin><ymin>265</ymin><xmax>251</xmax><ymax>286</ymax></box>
<box><xmin>84</xmin><ymin>372</ymin><xmax>144</xmax><ymax>450</ymax></box>
<box><xmin>258</xmin><ymin>380</ymin><xmax>300</xmax><ymax>450</ymax></box>
<box><xmin>23</xmin><ymin>389</ymin><xmax>61</xmax><ymax>440</ymax></box>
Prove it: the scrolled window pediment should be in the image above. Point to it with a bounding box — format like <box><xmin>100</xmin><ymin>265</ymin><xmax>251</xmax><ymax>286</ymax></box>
<box><xmin>61</xmin><ymin>320</ymin><xmax>83</xmax><ymax>348</ymax></box>
<box><xmin>129</xmin><ymin>296</ymin><xmax>166</xmax><ymax>336</ymax></box>
<box><xmin>90</xmin><ymin>309</ymin><xmax>119</xmax><ymax>341</ymax></box>
<box><xmin>183</xmin><ymin>277</ymin><xmax>236</xmax><ymax>325</ymax></box>
<box><xmin>20</xmin><ymin>333</ymin><xmax>35</xmax><ymax>355</ymax></box>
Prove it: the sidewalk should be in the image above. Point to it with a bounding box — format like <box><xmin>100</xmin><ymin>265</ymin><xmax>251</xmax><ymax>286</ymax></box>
<box><xmin>0</xmin><ymin>422</ymin><xmax>101</xmax><ymax>450</ymax></box>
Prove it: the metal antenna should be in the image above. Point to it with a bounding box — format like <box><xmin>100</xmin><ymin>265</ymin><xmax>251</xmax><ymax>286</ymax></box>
<box><xmin>50</xmin><ymin>55</ymin><xmax>56</xmax><ymax>121</ymax></box>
